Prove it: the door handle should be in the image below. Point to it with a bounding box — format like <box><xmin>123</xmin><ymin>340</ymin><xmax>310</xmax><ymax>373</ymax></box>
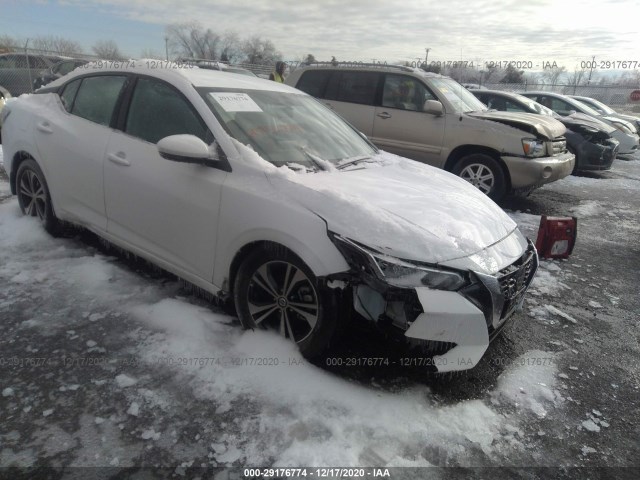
<box><xmin>107</xmin><ymin>152</ymin><xmax>130</xmax><ymax>166</ymax></box>
<box><xmin>36</xmin><ymin>121</ymin><xmax>53</xmax><ymax>134</ymax></box>
<box><xmin>376</xmin><ymin>112</ymin><xmax>392</xmax><ymax>119</ymax></box>
<box><xmin>324</xmin><ymin>102</ymin><xmax>334</xmax><ymax>110</ymax></box>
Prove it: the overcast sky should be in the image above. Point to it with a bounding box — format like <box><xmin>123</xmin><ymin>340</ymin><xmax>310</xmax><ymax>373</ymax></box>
<box><xmin>3</xmin><ymin>0</ymin><xmax>640</xmax><ymax>70</ymax></box>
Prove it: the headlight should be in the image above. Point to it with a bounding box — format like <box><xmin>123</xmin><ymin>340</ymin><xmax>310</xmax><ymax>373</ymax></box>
<box><xmin>331</xmin><ymin>234</ymin><xmax>468</xmax><ymax>290</ymax></box>
<box><xmin>522</xmin><ymin>138</ymin><xmax>546</xmax><ymax>157</ymax></box>
<box><xmin>611</xmin><ymin>121</ymin><xmax>633</xmax><ymax>135</ymax></box>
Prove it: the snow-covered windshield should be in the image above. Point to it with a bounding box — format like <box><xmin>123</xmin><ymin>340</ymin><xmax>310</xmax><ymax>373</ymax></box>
<box><xmin>199</xmin><ymin>88</ymin><xmax>377</xmax><ymax>168</ymax></box>
<box><xmin>430</xmin><ymin>78</ymin><xmax>488</xmax><ymax>113</ymax></box>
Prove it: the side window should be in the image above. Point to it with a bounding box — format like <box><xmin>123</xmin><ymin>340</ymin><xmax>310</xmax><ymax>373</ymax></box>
<box><xmin>505</xmin><ymin>100</ymin><xmax>527</xmax><ymax>112</ymax></box>
<box><xmin>382</xmin><ymin>75</ymin><xmax>433</xmax><ymax>111</ymax></box>
<box><xmin>57</xmin><ymin>61</ymin><xmax>77</xmax><ymax>76</ymax></box>
<box><xmin>326</xmin><ymin>71</ymin><xmax>380</xmax><ymax>105</ymax></box>
<box><xmin>71</xmin><ymin>75</ymin><xmax>127</xmax><ymax>126</ymax></box>
<box><xmin>60</xmin><ymin>79</ymin><xmax>82</xmax><ymax>112</ymax></box>
<box><xmin>295</xmin><ymin>70</ymin><xmax>332</xmax><ymax>98</ymax></box>
<box><xmin>125</xmin><ymin>77</ymin><xmax>208</xmax><ymax>144</ymax></box>
<box><xmin>28</xmin><ymin>57</ymin><xmax>49</xmax><ymax>69</ymax></box>
<box><xmin>14</xmin><ymin>55</ymin><xmax>29</xmax><ymax>68</ymax></box>
<box><xmin>549</xmin><ymin>97</ymin><xmax>575</xmax><ymax>115</ymax></box>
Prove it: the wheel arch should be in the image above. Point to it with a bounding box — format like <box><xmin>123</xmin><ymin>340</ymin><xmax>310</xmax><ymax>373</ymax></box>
<box><xmin>10</xmin><ymin>150</ymin><xmax>39</xmax><ymax>195</ymax></box>
<box><xmin>444</xmin><ymin>145</ymin><xmax>512</xmax><ymax>191</ymax></box>
<box><xmin>218</xmin><ymin>230</ymin><xmax>349</xmax><ymax>297</ymax></box>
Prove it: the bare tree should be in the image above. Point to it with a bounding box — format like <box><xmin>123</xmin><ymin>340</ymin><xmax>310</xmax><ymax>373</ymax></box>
<box><xmin>0</xmin><ymin>34</ymin><xmax>19</xmax><ymax>52</ymax></box>
<box><xmin>166</xmin><ymin>22</ymin><xmax>220</xmax><ymax>60</ymax></box>
<box><xmin>219</xmin><ymin>31</ymin><xmax>242</xmax><ymax>63</ymax></box>
<box><xmin>92</xmin><ymin>40</ymin><xmax>123</xmax><ymax>60</ymax></box>
<box><xmin>542</xmin><ymin>66</ymin><xmax>566</xmax><ymax>86</ymax></box>
<box><xmin>31</xmin><ymin>35</ymin><xmax>83</xmax><ymax>55</ymax></box>
<box><xmin>140</xmin><ymin>48</ymin><xmax>163</xmax><ymax>60</ymax></box>
<box><xmin>242</xmin><ymin>36</ymin><xmax>281</xmax><ymax>65</ymax></box>
<box><xmin>567</xmin><ymin>66</ymin><xmax>588</xmax><ymax>88</ymax></box>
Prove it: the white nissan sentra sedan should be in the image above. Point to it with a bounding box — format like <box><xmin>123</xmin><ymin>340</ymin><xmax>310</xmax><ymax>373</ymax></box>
<box><xmin>1</xmin><ymin>61</ymin><xmax>538</xmax><ymax>372</ymax></box>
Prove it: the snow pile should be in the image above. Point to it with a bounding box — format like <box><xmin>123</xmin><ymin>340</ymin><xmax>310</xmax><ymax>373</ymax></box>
<box><xmin>491</xmin><ymin>350</ymin><xmax>562</xmax><ymax>419</ymax></box>
<box><xmin>569</xmin><ymin>201</ymin><xmax>605</xmax><ymax>218</ymax></box>
<box><xmin>130</xmin><ymin>297</ymin><xmax>513</xmax><ymax>466</ymax></box>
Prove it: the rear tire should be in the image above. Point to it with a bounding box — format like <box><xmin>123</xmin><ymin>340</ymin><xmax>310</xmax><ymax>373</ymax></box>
<box><xmin>233</xmin><ymin>247</ymin><xmax>337</xmax><ymax>358</ymax></box>
<box><xmin>453</xmin><ymin>154</ymin><xmax>507</xmax><ymax>201</ymax></box>
<box><xmin>16</xmin><ymin>159</ymin><xmax>64</xmax><ymax>236</ymax></box>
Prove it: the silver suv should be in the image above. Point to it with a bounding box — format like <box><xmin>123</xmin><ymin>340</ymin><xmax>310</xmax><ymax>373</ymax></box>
<box><xmin>286</xmin><ymin>64</ymin><xmax>575</xmax><ymax>200</ymax></box>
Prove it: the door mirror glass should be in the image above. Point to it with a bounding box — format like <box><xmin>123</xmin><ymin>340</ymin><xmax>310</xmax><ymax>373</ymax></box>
<box><xmin>157</xmin><ymin>134</ymin><xmax>219</xmax><ymax>166</ymax></box>
<box><xmin>423</xmin><ymin>99</ymin><xmax>443</xmax><ymax>116</ymax></box>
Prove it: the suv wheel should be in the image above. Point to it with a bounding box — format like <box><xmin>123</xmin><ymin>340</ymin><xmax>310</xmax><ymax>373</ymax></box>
<box><xmin>233</xmin><ymin>248</ymin><xmax>336</xmax><ymax>358</ymax></box>
<box><xmin>453</xmin><ymin>154</ymin><xmax>506</xmax><ymax>201</ymax></box>
<box><xmin>16</xmin><ymin>159</ymin><xmax>64</xmax><ymax>236</ymax></box>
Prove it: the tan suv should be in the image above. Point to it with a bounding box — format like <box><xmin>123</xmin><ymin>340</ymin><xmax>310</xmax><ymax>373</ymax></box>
<box><xmin>285</xmin><ymin>64</ymin><xmax>575</xmax><ymax>200</ymax></box>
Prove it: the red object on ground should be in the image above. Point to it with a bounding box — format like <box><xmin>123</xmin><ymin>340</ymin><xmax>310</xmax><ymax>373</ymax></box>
<box><xmin>630</xmin><ymin>90</ymin><xmax>640</xmax><ymax>102</ymax></box>
<box><xmin>535</xmin><ymin>216</ymin><xmax>577</xmax><ymax>259</ymax></box>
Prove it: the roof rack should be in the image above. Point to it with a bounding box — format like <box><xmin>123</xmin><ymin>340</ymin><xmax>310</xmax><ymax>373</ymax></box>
<box><xmin>305</xmin><ymin>61</ymin><xmax>415</xmax><ymax>72</ymax></box>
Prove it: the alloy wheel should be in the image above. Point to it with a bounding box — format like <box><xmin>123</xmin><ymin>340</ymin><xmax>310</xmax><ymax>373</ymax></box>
<box><xmin>18</xmin><ymin>169</ymin><xmax>47</xmax><ymax>220</ymax></box>
<box><xmin>459</xmin><ymin>163</ymin><xmax>495</xmax><ymax>194</ymax></box>
<box><xmin>246</xmin><ymin>260</ymin><xmax>319</xmax><ymax>343</ymax></box>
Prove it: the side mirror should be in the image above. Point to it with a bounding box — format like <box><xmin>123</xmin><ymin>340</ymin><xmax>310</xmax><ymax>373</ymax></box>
<box><xmin>157</xmin><ymin>134</ymin><xmax>220</xmax><ymax>166</ymax></box>
<box><xmin>423</xmin><ymin>100</ymin><xmax>444</xmax><ymax>116</ymax></box>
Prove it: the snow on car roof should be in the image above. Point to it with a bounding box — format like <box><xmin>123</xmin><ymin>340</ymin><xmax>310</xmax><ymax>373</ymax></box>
<box><xmin>45</xmin><ymin>59</ymin><xmax>299</xmax><ymax>94</ymax></box>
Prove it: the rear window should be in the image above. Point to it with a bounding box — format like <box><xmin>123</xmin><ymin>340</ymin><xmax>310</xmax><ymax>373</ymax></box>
<box><xmin>71</xmin><ymin>75</ymin><xmax>127</xmax><ymax>126</ymax></box>
<box><xmin>295</xmin><ymin>70</ymin><xmax>332</xmax><ymax>98</ymax></box>
<box><xmin>325</xmin><ymin>71</ymin><xmax>380</xmax><ymax>105</ymax></box>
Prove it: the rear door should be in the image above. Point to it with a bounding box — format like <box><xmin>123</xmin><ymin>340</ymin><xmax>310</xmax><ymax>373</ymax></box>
<box><xmin>371</xmin><ymin>74</ymin><xmax>445</xmax><ymax>166</ymax></box>
<box><xmin>33</xmin><ymin>74</ymin><xmax>129</xmax><ymax>230</ymax></box>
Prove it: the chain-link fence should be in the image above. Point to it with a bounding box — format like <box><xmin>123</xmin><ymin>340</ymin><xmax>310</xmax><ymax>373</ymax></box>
<box><xmin>0</xmin><ymin>47</ymin><xmax>101</xmax><ymax>98</ymax></box>
<box><xmin>0</xmin><ymin>46</ymin><xmax>279</xmax><ymax>97</ymax></box>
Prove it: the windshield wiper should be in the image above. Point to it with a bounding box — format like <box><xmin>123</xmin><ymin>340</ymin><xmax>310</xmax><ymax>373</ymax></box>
<box><xmin>336</xmin><ymin>155</ymin><xmax>373</xmax><ymax>170</ymax></box>
<box><xmin>299</xmin><ymin>147</ymin><xmax>327</xmax><ymax>171</ymax></box>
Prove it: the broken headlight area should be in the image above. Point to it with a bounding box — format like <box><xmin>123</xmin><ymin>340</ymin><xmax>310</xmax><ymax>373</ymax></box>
<box><xmin>329</xmin><ymin>234</ymin><xmax>469</xmax><ymax>291</ymax></box>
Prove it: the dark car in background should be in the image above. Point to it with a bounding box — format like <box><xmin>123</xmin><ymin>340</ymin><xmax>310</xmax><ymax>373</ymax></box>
<box><xmin>32</xmin><ymin>58</ymin><xmax>90</xmax><ymax>90</ymax></box>
<box><xmin>473</xmin><ymin>90</ymin><xmax>620</xmax><ymax>172</ymax></box>
<box><xmin>0</xmin><ymin>53</ymin><xmax>63</xmax><ymax>96</ymax></box>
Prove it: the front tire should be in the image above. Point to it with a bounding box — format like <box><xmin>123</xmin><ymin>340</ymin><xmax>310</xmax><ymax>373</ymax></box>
<box><xmin>453</xmin><ymin>154</ymin><xmax>506</xmax><ymax>201</ymax></box>
<box><xmin>233</xmin><ymin>247</ymin><xmax>336</xmax><ymax>358</ymax></box>
<box><xmin>16</xmin><ymin>159</ymin><xmax>63</xmax><ymax>236</ymax></box>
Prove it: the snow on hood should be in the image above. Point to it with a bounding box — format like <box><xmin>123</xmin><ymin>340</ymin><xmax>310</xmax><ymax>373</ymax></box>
<box><xmin>468</xmin><ymin>111</ymin><xmax>566</xmax><ymax>140</ymax></box>
<box><xmin>266</xmin><ymin>151</ymin><xmax>517</xmax><ymax>264</ymax></box>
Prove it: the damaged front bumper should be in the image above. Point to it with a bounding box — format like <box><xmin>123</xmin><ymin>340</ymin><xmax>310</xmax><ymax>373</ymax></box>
<box><xmin>334</xmin><ymin>235</ymin><xmax>539</xmax><ymax>373</ymax></box>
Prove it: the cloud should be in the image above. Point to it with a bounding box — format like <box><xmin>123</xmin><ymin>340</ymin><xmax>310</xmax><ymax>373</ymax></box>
<box><xmin>38</xmin><ymin>0</ymin><xmax>640</xmax><ymax>64</ymax></box>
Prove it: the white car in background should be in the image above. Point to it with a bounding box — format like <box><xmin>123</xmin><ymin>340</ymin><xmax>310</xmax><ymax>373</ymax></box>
<box><xmin>1</xmin><ymin>62</ymin><xmax>538</xmax><ymax>372</ymax></box>
<box><xmin>569</xmin><ymin>95</ymin><xmax>640</xmax><ymax>135</ymax></box>
<box><xmin>521</xmin><ymin>91</ymin><xmax>639</xmax><ymax>155</ymax></box>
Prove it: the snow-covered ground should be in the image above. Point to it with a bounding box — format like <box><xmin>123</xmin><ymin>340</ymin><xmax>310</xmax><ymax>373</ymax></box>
<box><xmin>1</xmin><ymin>149</ymin><xmax>639</xmax><ymax>474</ymax></box>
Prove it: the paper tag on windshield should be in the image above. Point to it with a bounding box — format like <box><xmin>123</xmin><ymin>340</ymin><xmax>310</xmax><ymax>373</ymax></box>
<box><xmin>209</xmin><ymin>92</ymin><xmax>262</xmax><ymax>112</ymax></box>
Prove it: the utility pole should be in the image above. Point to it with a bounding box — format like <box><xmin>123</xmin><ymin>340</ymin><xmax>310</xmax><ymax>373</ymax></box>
<box><xmin>425</xmin><ymin>48</ymin><xmax>431</xmax><ymax>64</ymax></box>
<box><xmin>587</xmin><ymin>55</ymin><xmax>595</xmax><ymax>85</ymax></box>
<box><xmin>165</xmin><ymin>36</ymin><xmax>169</xmax><ymax>61</ymax></box>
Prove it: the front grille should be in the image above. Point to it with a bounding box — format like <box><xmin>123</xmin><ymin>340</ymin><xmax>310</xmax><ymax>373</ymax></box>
<box><xmin>497</xmin><ymin>247</ymin><xmax>536</xmax><ymax>319</ymax></box>
<box><xmin>551</xmin><ymin>137</ymin><xmax>567</xmax><ymax>155</ymax></box>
